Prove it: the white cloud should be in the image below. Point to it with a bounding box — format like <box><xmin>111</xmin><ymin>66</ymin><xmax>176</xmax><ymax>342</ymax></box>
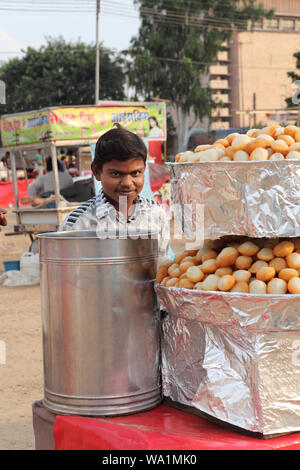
<box><xmin>0</xmin><ymin>27</ymin><xmax>25</xmax><ymax>63</ymax></box>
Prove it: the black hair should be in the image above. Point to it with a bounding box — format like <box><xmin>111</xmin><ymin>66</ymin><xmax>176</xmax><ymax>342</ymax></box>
<box><xmin>93</xmin><ymin>123</ymin><xmax>147</xmax><ymax>170</ymax></box>
<box><xmin>46</xmin><ymin>156</ymin><xmax>63</xmax><ymax>172</ymax></box>
<box><xmin>148</xmin><ymin>116</ymin><xmax>160</xmax><ymax>128</ymax></box>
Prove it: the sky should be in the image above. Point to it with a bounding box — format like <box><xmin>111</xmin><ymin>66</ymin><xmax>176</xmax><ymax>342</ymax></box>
<box><xmin>0</xmin><ymin>0</ymin><xmax>141</xmax><ymax>63</ymax></box>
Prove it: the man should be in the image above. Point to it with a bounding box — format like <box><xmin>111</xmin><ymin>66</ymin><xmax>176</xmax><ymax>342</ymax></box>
<box><xmin>1</xmin><ymin>151</ymin><xmax>11</xmax><ymax>180</ymax></box>
<box><xmin>0</xmin><ymin>208</ymin><xmax>7</xmax><ymax>231</ymax></box>
<box><xmin>60</xmin><ymin>124</ymin><xmax>169</xmax><ymax>259</ymax></box>
<box><xmin>28</xmin><ymin>156</ymin><xmax>74</xmax><ymax>197</ymax></box>
<box><xmin>1</xmin><ymin>151</ymin><xmax>10</xmax><ymax>168</ymax></box>
<box><xmin>35</xmin><ymin>149</ymin><xmax>44</xmax><ymax>176</ymax></box>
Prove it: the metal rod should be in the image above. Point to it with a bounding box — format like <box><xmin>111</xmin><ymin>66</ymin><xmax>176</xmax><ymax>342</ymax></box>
<box><xmin>95</xmin><ymin>0</ymin><xmax>100</xmax><ymax>104</ymax></box>
<box><xmin>50</xmin><ymin>142</ymin><xmax>61</xmax><ymax>208</ymax></box>
<box><xmin>11</xmin><ymin>152</ymin><xmax>19</xmax><ymax>209</ymax></box>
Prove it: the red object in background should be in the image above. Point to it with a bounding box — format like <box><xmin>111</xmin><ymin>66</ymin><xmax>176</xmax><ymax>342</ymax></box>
<box><xmin>53</xmin><ymin>404</ymin><xmax>300</xmax><ymax>450</ymax></box>
<box><xmin>0</xmin><ymin>180</ymin><xmax>34</xmax><ymax>207</ymax></box>
<box><xmin>148</xmin><ymin>162</ymin><xmax>170</xmax><ymax>192</ymax></box>
<box><xmin>149</xmin><ymin>140</ymin><xmax>163</xmax><ymax>165</ymax></box>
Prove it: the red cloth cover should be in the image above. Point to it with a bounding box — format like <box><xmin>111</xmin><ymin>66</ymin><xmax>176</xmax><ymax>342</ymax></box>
<box><xmin>53</xmin><ymin>404</ymin><xmax>300</xmax><ymax>450</ymax></box>
<box><xmin>148</xmin><ymin>141</ymin><xmax>162</xmax><ymax>165</ymax></box>
<box><xmin>0</xmin><ymin>180</ymin><xmax>34</xmax><ymax>207</ymax></box>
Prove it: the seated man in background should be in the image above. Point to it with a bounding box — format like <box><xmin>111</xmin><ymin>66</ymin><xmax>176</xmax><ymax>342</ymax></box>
<box><xmin>27</xmin><ymin>156</ymin><xmax>74</xmax><ymax>198</ymax></box>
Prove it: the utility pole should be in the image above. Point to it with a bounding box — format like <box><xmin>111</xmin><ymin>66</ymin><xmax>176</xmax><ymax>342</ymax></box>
<box><xmin>95</xmin><ymin>0</ymin><xmax>100</xmax><ymax>104</ymax></box>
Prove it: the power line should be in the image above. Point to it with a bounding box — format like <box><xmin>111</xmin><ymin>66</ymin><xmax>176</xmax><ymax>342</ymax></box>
<box><xmin>0</xmin><ymin>0</ymin><xmax>265</xmax><ymax>32</ymax></box>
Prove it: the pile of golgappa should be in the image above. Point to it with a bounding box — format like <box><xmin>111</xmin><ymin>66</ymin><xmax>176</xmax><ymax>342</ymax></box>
<box><xmin>175</xmin><ymin>125</ymin><xmax>300</xmax><ymax>162</ymax></box>
<box><xmin>156</xmin><ymin>237</ymin><xmax>300</xmax><ymax>294</ymax></box>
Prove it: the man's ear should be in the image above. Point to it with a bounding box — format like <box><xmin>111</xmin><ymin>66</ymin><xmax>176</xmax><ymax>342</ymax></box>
<box><xmin>91</xmin><ymin>162</ymin><xmax>102</xmax><ymax>181</ymax></box>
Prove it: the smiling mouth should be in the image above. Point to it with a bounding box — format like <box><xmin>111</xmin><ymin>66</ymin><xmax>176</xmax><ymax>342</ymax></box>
<box><xmin>117</xmin><ymin>190</ymin><xmax>136</xmax><ymax>195</ymax></box>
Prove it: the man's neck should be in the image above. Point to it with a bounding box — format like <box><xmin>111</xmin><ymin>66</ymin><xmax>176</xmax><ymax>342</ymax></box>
<box><xmin>102</xmin><ymin>191</ymin><xmax>138</xmax><ymax>217</ymax></box>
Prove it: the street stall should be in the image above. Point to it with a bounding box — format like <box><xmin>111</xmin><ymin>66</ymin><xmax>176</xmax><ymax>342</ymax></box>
<box><xmin>29</xmin><ymin>101</ymin><xmax>171</xmax><ymax>448</ymax></box>
<box><xmin>31</xmin><ymin>124</ymin><xmax>300</xmax><ymax>450</ymax></box>
<box><xmin>155</xmin><ymin>124</ymin><xmax>300</xmax><ymax>439</ymax></box>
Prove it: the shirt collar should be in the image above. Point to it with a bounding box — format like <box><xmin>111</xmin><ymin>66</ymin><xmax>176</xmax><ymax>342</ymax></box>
<box><xmin>95</xmin><ymin>189</ymin><xmax>153</xmax><ymax>220</ymax></box>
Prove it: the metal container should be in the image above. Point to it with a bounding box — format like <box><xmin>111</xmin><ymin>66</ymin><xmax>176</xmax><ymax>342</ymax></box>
<box><xmin>168</xmin><ymin>161</ymin><xmax>300</xmax><ymax>240</ymax></box>
<box><xmin>156</xmin><ymin>284</ymin><xmax>300</xmax><ymax>436</ymax></box>
<box><xmin>38</xmin><ymin>231</ymin><xmax>161</xmax><ymax>417</ymax></box>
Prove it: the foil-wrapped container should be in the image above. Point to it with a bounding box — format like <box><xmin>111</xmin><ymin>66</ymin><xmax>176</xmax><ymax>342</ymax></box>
<box><xmin>155</xmin><ymin>284</ymin><xmax>300</xmax><ymax>436</ymax></box>
<box><xmin>168</xmin><ymin>161</ymin><xmax>300</xmax><ymax>240</ymax></box>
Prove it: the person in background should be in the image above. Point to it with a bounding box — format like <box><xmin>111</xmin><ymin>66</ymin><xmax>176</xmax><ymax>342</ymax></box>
<box><xmin>60</xmin><ymin>156</ymin><xmax>66</xmax><ymax>171</ymax></box>
<box><xmin>58</xmin><ymin>149</ymin><xmax>65</xmax><ymax>164</ymax></box>
<box><xmin>35</xmin><ymin>148</ymin><xmax>44</xmax><ymax>176</ymax></box>
<box><xmin>27</xmin><ymin>156</ymin><xmax>74</xmax><ymax>197</ymax></box>
<box><xmin>0</xmin><ymin>208</ymin><xmax>7</xmax><ymax>231</ymax></box>
<box><xmin>65</xmin><ymin>150</ymin><xmax>77</xmax><ymax>169</ymax></box>
<box><xmin>1</xmin><ymin>151</ymin><xmax>10</xmax><ymax>168</ymax></box>
<box><xmin>1</xmin><ymin>151</ymin><xmax>11</xmax><ymax>181</ymax></box>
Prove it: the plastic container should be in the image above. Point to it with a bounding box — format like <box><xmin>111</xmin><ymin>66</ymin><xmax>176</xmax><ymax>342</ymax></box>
<box><xmin>3</xmin><ymin>260</ymin><xmax>20</xmax><ymax>272</ymax></box>
<box><xmin>20</xmin><ymin>252</ymin><xmax>40</xmax><ymax>277</ymax></box>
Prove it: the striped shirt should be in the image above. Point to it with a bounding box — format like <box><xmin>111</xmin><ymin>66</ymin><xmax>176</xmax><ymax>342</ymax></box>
<box><xmin>59</xmin><ymin>190</ymin><xmax>170</xmax><ymax>258</ymax></box>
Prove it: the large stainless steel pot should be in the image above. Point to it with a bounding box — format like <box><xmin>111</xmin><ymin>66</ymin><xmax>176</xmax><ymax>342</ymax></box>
<box><xmin>38</xmin><ymin>231</ymin><xmax>161</xmax><ymax>416</ymax></box>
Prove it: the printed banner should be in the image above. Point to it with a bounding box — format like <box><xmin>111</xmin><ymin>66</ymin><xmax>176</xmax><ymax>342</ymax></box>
<box><xmin>49</xmin><ymin>104</ymin><xmax>166</xmax><ymax>142</ymax></box>
<box><xmin>1</xmin><ymin>110</ymin><xmax>50</xmax><ymax>146</ymax></box>
<box><xmin>1</xmin><ymin>104</ymin><xmax>166</xmax><ymax>147</ymax></box>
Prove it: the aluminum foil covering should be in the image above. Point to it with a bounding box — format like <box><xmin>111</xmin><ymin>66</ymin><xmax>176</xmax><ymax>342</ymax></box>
<box><xmin>155</xmin><ymin>284</ymin><xmax>300</xmax><ymax>435</ymax></box>
<box><xmin>168</xmin><ymin>161</ymin><xmax>300</xmax><ymax>240</ymax></box>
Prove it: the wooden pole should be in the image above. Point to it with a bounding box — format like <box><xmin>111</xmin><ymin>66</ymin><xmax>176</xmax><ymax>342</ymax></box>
<box><xmin>19</xmin><ymin>150</ymin><xmax>28</xmax><ymax>187</ymax></box>
<box><xmin>95</xmin><ymin>0</ymin><xmax>100</xmax><ymax>104</ymax></box>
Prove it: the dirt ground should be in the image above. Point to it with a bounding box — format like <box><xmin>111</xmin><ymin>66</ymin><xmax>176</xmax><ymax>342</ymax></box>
<box><xmin>0</xmin><ymin>209</ymin><xmax>186</xmax><ymax>450</ymax></box>
<box><xmin>0</xmin><ymin>211</ymin><xmax>43</xmax><ymax>450</ymax></box>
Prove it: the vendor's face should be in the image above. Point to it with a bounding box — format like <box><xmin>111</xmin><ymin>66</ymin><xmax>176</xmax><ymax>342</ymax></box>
<box><xmin>92</xmin><ymin>158</ymin><xmax>146</xmax><ymax>212</ymax></box>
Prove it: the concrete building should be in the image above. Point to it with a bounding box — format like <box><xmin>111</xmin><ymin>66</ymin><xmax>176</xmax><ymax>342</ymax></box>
<box><xmin>211</xmin><ymin>0</ymin><xmax>300</xmax><ymax>130</ymax></box>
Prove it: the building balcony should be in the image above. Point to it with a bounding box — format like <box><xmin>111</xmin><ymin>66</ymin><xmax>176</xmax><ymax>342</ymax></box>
<box><xmin>211</xmin><ymin>108</ymin><xmax>231</xmax><ymax>118</ymax></box>
<box><xmin>212</xmin><ymin>94</ymin><xmax>231</xmax><ymax>105</ymax></box>
<box><xmin>210</xmin><ymin>65</ymin><xmax>230</xmax><ymax>76</ymax></box>
<box><xmin>217</xmin><ymin>51</ymin><xmax>229</xmax><ymax>62</ymax></box>
<box><xmin>210</xmin><ymin>121</ymin><xmax>230</xmax><ymax>131</ymax></box>
<box><xmin>209</xmin><ymin>79</ymin><xmax>230</xmax><ymax>90</ymax></box>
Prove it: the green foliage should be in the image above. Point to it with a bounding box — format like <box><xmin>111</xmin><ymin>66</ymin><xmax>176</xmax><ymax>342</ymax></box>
<box><xmin>126</xmin><ymin>0</ymin><xmax>273</xmax><ymax>122</ymax></box>
<box><xmin>0</xmin><ymin>37</ymin><xmax>125</xmax><ymax>114</ymax></box>
<box><xmin>286</xmin><ymin>51</ymin><xmax>300</xmax><ymax>108</ymax></box>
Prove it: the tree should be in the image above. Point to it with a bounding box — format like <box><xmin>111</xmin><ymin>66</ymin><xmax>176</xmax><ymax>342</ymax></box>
<box><xmin>0</xmin><ymin>37</ymin><xmax>125</xmax><ymax>115</ymax></box>
<box><xmin>126</xmin><ymin>0</ymin><xmax>273</xmax><ymax>152</ymax></box>
<box><xmin>286</xmin><ymin>52</ymin><xmax>300</xmax><ymax>114</ymax></box>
